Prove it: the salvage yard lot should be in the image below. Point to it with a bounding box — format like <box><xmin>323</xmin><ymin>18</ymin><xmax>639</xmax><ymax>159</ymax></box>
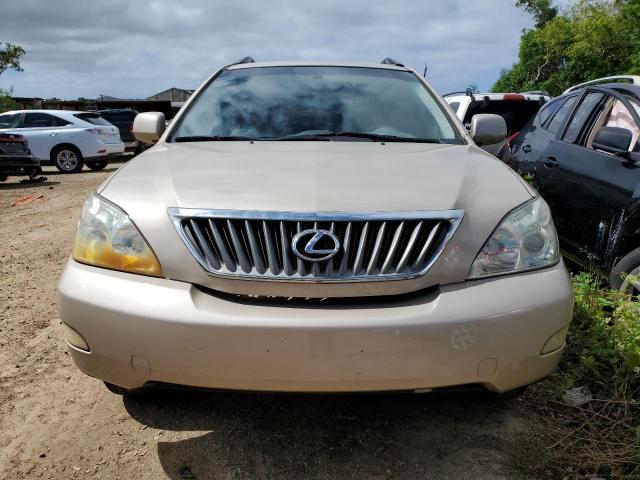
<box><xmin>1</xmin><ymin>164</ymin><xmax>542</xmax><ymax>480</ymax></box>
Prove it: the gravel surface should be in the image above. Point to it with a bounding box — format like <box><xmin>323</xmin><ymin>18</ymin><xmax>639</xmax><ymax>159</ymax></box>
<box><xmin>0</xmin><ymin>164</ymin><xmax>540</xmax><ymax>479</ymax></box>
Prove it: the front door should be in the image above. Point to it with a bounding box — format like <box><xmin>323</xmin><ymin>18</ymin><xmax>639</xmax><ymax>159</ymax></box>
<box><xmin>17</xmin><ymin>112</ymin><xmax>61</xmax><ymax>160</ymax></box>
<box><xmin>536</xmin><ymin>89</ymin><xmax>640</xmax><ymax>268</ymax></box>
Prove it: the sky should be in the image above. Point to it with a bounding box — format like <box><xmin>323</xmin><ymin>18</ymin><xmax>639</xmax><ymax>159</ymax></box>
<box><xmin>0</xmin><ymin>0</ymin><xmax>538</xmax><ymax>99</ymax></box>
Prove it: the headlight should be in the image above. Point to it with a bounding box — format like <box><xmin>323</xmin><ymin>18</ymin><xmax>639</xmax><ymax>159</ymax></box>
<box><xmin>73</xmin><ymin>193</ymin><xmax>162</xmax><ymax>277</ymax></box>
<box><xmin>469</xmin><ymin>197</ymin><xmax>559</xmax><ymax>278</ymax></box>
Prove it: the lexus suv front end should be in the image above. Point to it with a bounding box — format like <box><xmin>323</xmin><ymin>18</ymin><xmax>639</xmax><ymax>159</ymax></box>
<box><xmin>58</xmin><ymin>60</ymin><xmax>573</xmax><ymax>395</ymax></box>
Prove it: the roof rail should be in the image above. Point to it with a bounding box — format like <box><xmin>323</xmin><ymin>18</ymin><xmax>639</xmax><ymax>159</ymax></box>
<box><xmin>380</xmin><ymin>57</ymin><xmax>404</xmax><ymax>67</ymax></box>
<box><xmin>223</xmin><ymin>56</ymin><xmax>256</xmax><ymax>71</ymax></box>
<box><xmin>522</xmin><ymin>90</ymin><xmax>550</xmax><ymax>96</ymax></box>
<box><xmin>236</xmin><ymin>56</ymin><xmax>255</xmax><ymax>65</ymax></box>
<box><xmin>563</xmin><ymin>75</ymin><xmax>640</xmax><ymax>94</ymax></box>
<box><xmin>443</xmin><ymin>89</ymin><xmax>476</xmax><ymax>100</ymax></box>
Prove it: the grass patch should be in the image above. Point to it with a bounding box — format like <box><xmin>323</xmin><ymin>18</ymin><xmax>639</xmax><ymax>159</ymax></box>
<box><xmin>529</xmin><ymin>271</ymin><xmax>640</xmax><ymax>478</ymax></box>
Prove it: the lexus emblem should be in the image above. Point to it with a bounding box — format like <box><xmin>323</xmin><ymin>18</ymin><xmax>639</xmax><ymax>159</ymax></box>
<box><xmin>292</xmin><ymin>229</ymin><xmax>340</xmax><ymax>262</ymax></box>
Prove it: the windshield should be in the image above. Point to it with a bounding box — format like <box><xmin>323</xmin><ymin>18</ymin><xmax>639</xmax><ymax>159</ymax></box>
<box><xmin>173</xmin><ymin>66</ymin><xmax>461</xmax><ymax>143</ymax></box>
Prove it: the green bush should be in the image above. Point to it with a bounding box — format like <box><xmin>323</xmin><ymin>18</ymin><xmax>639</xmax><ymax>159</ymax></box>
<box><xmin>569</xmin><ymin>271</ymin><xmax>640</xmax><ymax>393</ymax></box>
<box><xmin>0</xmin><ymin>88</ymin><xmax>18</xmax><ymax>113</ymax></box>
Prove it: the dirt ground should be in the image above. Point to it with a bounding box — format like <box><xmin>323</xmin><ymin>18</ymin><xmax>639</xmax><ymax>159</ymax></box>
<box><xmin>0</xmin><ymin>163</ymin><xmax>544</xmax><ymax>480</ymax></box>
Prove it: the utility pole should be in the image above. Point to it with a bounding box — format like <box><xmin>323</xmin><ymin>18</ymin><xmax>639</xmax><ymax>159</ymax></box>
<box><xmin>423</xmin><ymin>63</ymin><xmax>428</xmax><ymax>78</ymax></box>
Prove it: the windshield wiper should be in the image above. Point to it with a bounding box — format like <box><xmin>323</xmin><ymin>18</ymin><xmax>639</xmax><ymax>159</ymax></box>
<box><xmin>174</xmin><ymin>135</ymin><xmax>257</xmax><ymax>142</ymax></box>
<box><xmin>275</xmin><ymin>131</ymin><xmax>445</xmax><ymax>143</ymax></box>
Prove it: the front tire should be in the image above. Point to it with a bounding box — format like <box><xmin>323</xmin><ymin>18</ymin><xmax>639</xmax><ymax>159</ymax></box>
<box><xmin>87</xmin><ymin>160</ymin><xmax>108</xmax><ymax>171</ymax></box>
<box><xmin>53</xmin><ymin>146</ymin><xmax>83</xmax><ymax>173</ymax></box>
<box><xmin>610</xmin><ymin>247</ymin><xmax>640</xmax><ymax>300</ymax></box>
<box><xmin>104</xmin><ymin>382</ymin><xmax>142</xmax><ymax>396</ymax></box>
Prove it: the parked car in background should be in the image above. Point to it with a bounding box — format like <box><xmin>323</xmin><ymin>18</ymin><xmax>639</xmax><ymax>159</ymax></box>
<box><xmin>506</xmin><ymin>82</ymin><xmax>640</xmax><ymax>299</ymax></box>
<box><xmin>59</xmin><ymin>59</ymin><xmax>572</xmax><ymax>397</ymax></box>
<box><xmin>0</xmin><ymin>132</ymin><xmax>40</xmax><ymax>182</ymax></box>
<box><xmin>0</xmin><ymin>110</ymin><xmax>124</xmax><ymax>173</ymax></box>
<box><xmin>445</xmin><ymin>91</ymin><xmax>550</xmax><ymax>156</ymax></box>
<box><xmin>97</xmin><ymin>109</ymin><xmax>145</xmax><ymax>155</ymax></box>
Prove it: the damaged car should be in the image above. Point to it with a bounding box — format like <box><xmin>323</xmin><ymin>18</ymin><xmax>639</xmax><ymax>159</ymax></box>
<box><xmin>58</xmin><ymin>59</ymin><xmax>573</xmax><ymax>396</ymax></box>
<box><xmin>507</xmin><ymin>81</ymin><xmax>640</xmax><ymax>299</ymax></box>
<box><xmin>0</xmin><ymin>133</ymin><xmax>40</xmax><ymax>182</ymax></box>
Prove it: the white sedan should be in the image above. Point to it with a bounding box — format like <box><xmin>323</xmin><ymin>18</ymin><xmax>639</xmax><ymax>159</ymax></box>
<box><xmin>0</xmin><ymin>110</ymin><xmax>124</xmax><ymax>173</ymax></box>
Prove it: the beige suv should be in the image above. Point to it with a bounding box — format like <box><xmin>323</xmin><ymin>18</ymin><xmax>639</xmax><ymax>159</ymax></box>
<box><xmin>58</xmin><ymin>59</ymin><xmax>573</xmax><ymax>396</ymax></box>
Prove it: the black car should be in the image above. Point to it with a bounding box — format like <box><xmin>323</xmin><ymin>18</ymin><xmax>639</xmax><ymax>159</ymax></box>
<box><xmin>96</xmin><ymin>109</ymin><xmax>143</xmax><ymax>154</ymax></box>
<box><xmin>505</xmin><ymin>83</ymin><xmax>640</xmax><ymax>297</ymax></box>
<box><xmin>0</xmin><ymin>133</ymin><xmax>40</xmax><ymax>182</ymax></box>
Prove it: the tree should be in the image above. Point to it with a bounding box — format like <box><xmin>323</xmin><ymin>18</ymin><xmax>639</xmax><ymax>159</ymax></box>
<box><xmin>0</xmin><ymin>43</ymin><xmax>25</xmax><ymax>77</ymax></box>
<box><xmin>516</xmin><ymin>0</ymin><xmax>558</xmax><ymax>28</ymax></box>
<box><xmin>493</xmin><ymin>0</ymin><xmax>640</xmax><ymax>95</ymax></box>
<box><xmin>0</xmin><ymin>42</ymin><xmax>25</xmax><ymax>112</ymax></box>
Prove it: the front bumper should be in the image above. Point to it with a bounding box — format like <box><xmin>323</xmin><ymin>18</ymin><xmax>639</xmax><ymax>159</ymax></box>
<box><xmin>58</xmin><ymin>260</ymin><xmax>573</xmax><ymax>393</ymax></box>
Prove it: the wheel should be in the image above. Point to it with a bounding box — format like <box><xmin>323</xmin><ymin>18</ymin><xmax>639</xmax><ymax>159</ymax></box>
<box><xmin>497</xmin><ymin>385</ymin><xmax>528</xmax><ymax>399</ymax></box>
<box><xmin>28</xmin><ymin>166</ymin><xmax>42</xmax><ymax>180</ymax></box>
<box><xmin>87</xmin><ymin>160</ymin><xmax>108</xmax><ymax>171</ymax></box>
<box><xmin>104</xmin><ymin>382</ymin><xmax>142</xmax><ymax>396</ymax></box>
<box><xmin>610</xmin><ymin>247</ymin><xmax>640</xmax><ymax>300</ymax></box>
<box><xmin>52</xmin><ymin>145</ymin><xmax>83</xmax><ymax>173</ymax></box>
<box><xmin>133</xmin><ymin>143</ymin><xmax>147</xmax><ymax>156</ymax></box>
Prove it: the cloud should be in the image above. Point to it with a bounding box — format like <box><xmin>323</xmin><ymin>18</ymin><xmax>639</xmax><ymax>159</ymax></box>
<box><xmin>0</xmin><ymin>0</ymin><xmax>533</xmax><ymax>99</ymax></box>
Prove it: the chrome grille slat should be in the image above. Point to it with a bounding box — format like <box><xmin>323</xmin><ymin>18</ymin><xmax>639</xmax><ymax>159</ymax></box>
<box><xmin>227</xmin><ymin>220</ymin><xmax>251</xmax><ymax>273</ymax></box>
<box><xmin>396</xmin><ymin>221</ymin><xmax>423</xmax><ymax>273</ymax></box>
<box><xmin>280</xmin><ymin>221</ymin><xmax>294</xmax><ymax>276</ymax></box>
<box><xmin>262</xmin><ymin>220</ymin><xmax>280</xmax><ymax>275</ymax></box>
<box><xmin>353</xmin><ymin>222</ymin><xmax>370</xmax><ymax>274</ymax></box>
<box><xmin>382</xmin><ymin>221</ymin><xmax>404</xmax><ymax>274</ymax></box>
<box><xmin>245</xmin><ymin>220</ymin><xmax>266</xmax><ymax>274</ymax></box>
<box><xmin>338</xmin><ymin>221</ymin><xmax>353</xmax><ymax>276</ymax></box>
<box><xmin>188</xmin><ymin>219</ymin><xmax>222</xmax><ymax>270</ymax></box>
<box><xmin>168</xmin><ymin>209</ymin><xmax>464</xmax><ymax>282</ymax></box>
<box><xmin>366</xmin><ymin>222</ymin><xmax>387</xmax><ymax>274</ymax></box>
<box><xmin>412</xmin><ymin>223</ymin><xmax>441</xmax><ymax>270</ymax></box>
<box><xmin>208</xmin><ymin>219</ymin><xmax>236</xmax><ymax>271</ymax></box>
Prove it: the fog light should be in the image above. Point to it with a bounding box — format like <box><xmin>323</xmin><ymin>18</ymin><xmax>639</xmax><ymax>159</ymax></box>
<box><xmin>541</xmin><ymin>326</ymin><xmax>568</xmax><ymax>355</ymax></box>
<box><xmin>62</xmin><ymin>323</ymin><xmax>90</xmax><ymax>352</ymax></box>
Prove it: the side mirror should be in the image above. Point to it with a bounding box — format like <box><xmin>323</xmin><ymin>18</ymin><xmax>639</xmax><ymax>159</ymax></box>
<box><xmin>470</xmin><ymin>114</ymin><xmax>507</xmax><ymax>146</ymax></box>
<box><xmin>133</xmin><ymin>112</ymin><xmax>166</xmax><ymax>144</ymax></box>
<box><xmin>593</xmin><ymin>126</ymin><xmax>633</xmax><ymax>157</ymax></box>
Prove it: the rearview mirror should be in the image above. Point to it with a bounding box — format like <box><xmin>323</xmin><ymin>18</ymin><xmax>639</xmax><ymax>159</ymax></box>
<box><xmin>133</xmin><ymin>112</ymin><xmax>166</xmax><ymax>144</ymax></box>
<box><xmin>593</xmin><ymin>126</ymin><xmax>633</xmax><ymax>156</ymax></box>
<box><xmin>470</xmin><ymin>114</ymin><xmax>507</xmax><ymax>146</ymax></box>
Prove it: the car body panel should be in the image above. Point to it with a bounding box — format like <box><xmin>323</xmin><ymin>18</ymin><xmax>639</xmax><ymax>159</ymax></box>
<box><xmin>59</xmin><ymin>259</ymin><xmax>572</xmax><ymax>393</ymax></box>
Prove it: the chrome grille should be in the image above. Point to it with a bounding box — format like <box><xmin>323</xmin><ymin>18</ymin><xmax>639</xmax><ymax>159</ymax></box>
<box><xmin>168</xmin><ymin>209</ymin><xmax>464</xmax><ymax>282</ymax></box>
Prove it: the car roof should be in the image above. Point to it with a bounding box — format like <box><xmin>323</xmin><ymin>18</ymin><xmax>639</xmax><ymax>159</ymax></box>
<box><xmin>563</xmin><ymin>75</ymin><xmax>640</xmax><ymax>94</ymax></box>
<box><xmin>97</xmin><ymin>109</ymin><xmax>137</xmax><ymax>113</ymax></box>
<box><xmin>1</xmin><ymin>109</ymin><xmax>86</xmax><ymax>115</ymax></box>
<box><xmin>443</xmin><ymin>92</ymin><xmax>550</xmax><ymax>101</ymax></box>
<box><xmin>226</xmin><ymin>61</ymin><xmax>409</xmax><ymax>71</ymax></box>
<box><xmin>554</xmin><ymin>83</ymin><xmax>640</xmax><ymax>100</ymax></box>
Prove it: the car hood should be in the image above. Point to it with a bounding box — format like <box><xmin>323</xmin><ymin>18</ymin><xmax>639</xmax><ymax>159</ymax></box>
<box><xmin>99</xmin><ymin>141</ymin><xmax>533</xmax><ymax>296</ymax></box>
